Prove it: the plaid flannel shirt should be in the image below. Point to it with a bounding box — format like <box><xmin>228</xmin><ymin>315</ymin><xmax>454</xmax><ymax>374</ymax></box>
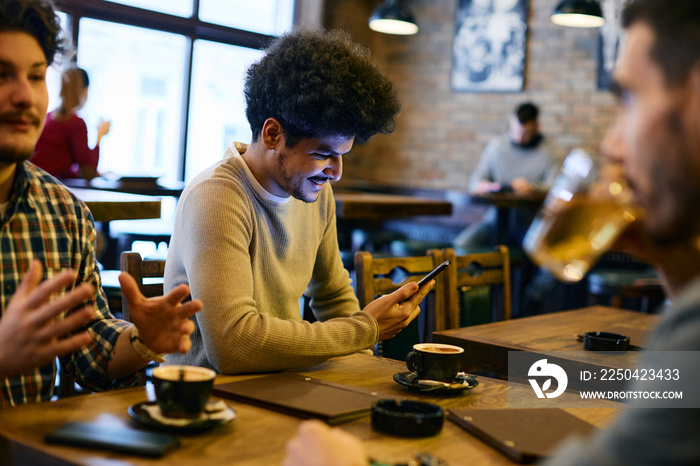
<box><xmin>0</xmin><ymin>162</ymin><xmax>141</xmax><ymax>407</ymax></box>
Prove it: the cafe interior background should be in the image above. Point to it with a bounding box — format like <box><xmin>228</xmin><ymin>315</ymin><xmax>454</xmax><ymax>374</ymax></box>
<box><xmin>48</xmin><ymin>0</ymin><xmax>633</xmax><ymax>314</ymax></box>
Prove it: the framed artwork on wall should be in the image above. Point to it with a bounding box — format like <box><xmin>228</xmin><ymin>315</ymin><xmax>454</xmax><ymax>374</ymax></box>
<box><xmin>451</xmin><ymin>0</ymin><xmax>528</xmax><ymax>92</ymax></box>
<box><xmin>597</xmin><ymin>0</ymin><xmax>629</xmax><ymax>90</ymax></box>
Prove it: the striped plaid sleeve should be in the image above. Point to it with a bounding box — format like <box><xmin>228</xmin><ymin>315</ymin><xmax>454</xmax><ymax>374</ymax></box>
<box><xmin>58</xmin><ymin>186</ymin><xmax>143</xmax><ymax>391</ymax></box>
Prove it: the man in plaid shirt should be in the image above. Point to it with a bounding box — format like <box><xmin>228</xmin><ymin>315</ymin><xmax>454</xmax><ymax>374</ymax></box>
<box><xmin>0</xmin><ymin>0</ymin><xmax>203</xmax><ymax>407</ymax></box>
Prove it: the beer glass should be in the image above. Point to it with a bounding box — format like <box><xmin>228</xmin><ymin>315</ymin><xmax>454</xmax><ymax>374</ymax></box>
<box><xmin>523</xmin><ymin>149</ymin><xmax>640</xmax><ymax>282</ymax></box>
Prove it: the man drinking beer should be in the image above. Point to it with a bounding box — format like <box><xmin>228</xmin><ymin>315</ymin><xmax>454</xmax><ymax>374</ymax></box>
<box><xmin>283</xmin><ymin>1</ymin><xmax>700</xmax><ymax>464</ymax></box>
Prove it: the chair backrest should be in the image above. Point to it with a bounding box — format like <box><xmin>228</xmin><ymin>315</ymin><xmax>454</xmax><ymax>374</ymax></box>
<box><xmin>354</xmin><ymin>249</ymin><xmax>447</xmax><ymax>359</ymax></box>
<box><xmin>354</xmin><ymin>249</ymin><xmax>446</xmax><ymax>308</ymax></box>
<box><xmin>442</xmin><ymin>246</ymin><xmax>512</xmax><ymax>329</ymax></box>
<box><xmin>120</xmin><ymin>251</ymin><xmax>166</xmax><ymax>322</ymax></box>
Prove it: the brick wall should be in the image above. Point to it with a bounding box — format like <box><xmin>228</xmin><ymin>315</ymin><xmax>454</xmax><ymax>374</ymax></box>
<box><xmin>324</xmin><ymin>0</ymin><xmax>618</xmax><ymax>190</ymax></box>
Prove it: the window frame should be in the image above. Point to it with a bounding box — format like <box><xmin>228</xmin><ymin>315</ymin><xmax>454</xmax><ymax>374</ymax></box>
<box><xmin>55</xmin><ymin>0</ymin><xmax>299</xmax><ymax>180</ymax></box>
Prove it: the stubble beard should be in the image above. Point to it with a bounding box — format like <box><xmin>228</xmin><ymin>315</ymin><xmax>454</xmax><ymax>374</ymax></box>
<box><xmin>292</xmin><ymin>186</ymin><xmax>315</xmax><ymax>203</ymax></box>
<box><xmin>0</xmin><ymin>110</ymin><xmax>43</xmax><ymax>165</ymax></box>
<box><xmin>644</xmin><ymin>108</ymin><xmax>700</xmax><ymax>246</ymax></box>
<box><xmin>0</xmin><ymin>146</ymin><xmax>33</xmax><ymax>165</ymax></box>
<box><xmin>277</xmin><ymin>148</ymin><xmax>318</xmax><ymax>204</ymax></box>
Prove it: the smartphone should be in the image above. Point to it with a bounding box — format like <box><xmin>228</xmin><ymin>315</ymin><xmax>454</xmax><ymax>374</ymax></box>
<box><xmin>416</xmin><ymin>260</ymin><xmax>451</xmax><ymax>287</ymax></box>
<box><xmin>45</xmin><ymin>422</ymin><xmax>180</xmax><ymax>457</ymax></box>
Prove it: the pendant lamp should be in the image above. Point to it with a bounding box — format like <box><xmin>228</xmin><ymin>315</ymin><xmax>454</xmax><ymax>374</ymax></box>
<box><xmin>551</xmin><ymin>0</ymin><xmax>605</xmax><ymax>28</ymax></box>
<box><xmin>369</xmin><ymin>0</ymin><xmax>419</xmax><ymax>35</ymax></box>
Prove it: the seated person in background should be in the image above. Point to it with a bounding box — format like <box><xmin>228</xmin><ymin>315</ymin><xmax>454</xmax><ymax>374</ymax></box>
<box><xmin>30</xmin><ymin>66</ymin><xmax>110</xmax><ymax>180</ymax></box>
<box><xmin>0</xmin><ymin>0</ymin><xmax>202</xmax><ymax>407</ymax></box>
<box><xmin>454</xmin><ymin>102</ymin><xmax>561</xmax><ymax>249</ymax></box>
<box><xmin>164</xmin><ymin>28</ymin><xmax>432</xmax><ymax>374</ymax></box>
<box><xmin>283</xmin><ymin>0</ymin><xmax>700</xmax><ymax>464</ymax></box>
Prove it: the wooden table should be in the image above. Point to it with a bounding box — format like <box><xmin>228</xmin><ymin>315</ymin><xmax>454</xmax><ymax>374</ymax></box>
<box><xmin>334</xmin><ymin>192</ymin><xmax>452</xmax><ymax>219</ymax></box>
<box><xmin>61</xmin><ymin>177</ymin><xmax>185</xmax><ymax>198</ymax></box>
<box><xmin>70</xmin><ymin>188</ymin><xmax>162</xmax><ymax>223</ymax></box>
<box><xmin>70</xmin><ymin>188</ymin><xmax>162</xmax><ymax>268</ymax></box>
<box><xmin>433</xmin><ymin>306</ymin><xmax>659</xmax><ymax>390</ymax></box>
<box><xmin>0</xmin><ymin>354</ymin><xmax>618</xmax><ymax>466</ymax></box>
<box><xmin>468</xmin><ymin>191</ymin><xmax>545</xmax><ymax>244</ymax></box>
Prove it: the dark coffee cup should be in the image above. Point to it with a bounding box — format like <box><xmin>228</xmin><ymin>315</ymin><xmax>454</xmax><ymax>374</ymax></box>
<box><xmin>152</xmin><ymin>365</ymin><xmax>216</xmax><ymax>418</ymax></box>
<box><xmin>406</xmin><ymin>343</ymin><xmax>464</xmax><ymax>382</ymax></box>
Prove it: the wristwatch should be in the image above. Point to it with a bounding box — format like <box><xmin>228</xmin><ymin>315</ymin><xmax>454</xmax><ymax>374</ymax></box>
<box><xmin>129</xmin><ymin>327</ymin><xmax>165</xmax><ymax>363</ymax></box>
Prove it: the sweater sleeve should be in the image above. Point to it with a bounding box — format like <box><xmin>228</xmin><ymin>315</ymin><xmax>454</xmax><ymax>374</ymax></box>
<box><xmin>469</xmin><ymin>138</ymin><xmax>497</xmax><ymax>191</ymax></box>
<box><xmin>68</xmin><ymin>116</ymin><xmax>99</xmax><ymax>171</ymax></box>
<box><xmin>531</xmin><ymin>139</ymin><xmax>562</xmax><ymax>192</ymax></box>
<box><xmin>175</xmin><ymin>180</ymin><xmax>378</xmax><ymax>374</ymax></box>
<box><xmin>540</xmin><ymin>155</ymin><xmax>562</xmax><ymax>190</ymax></box>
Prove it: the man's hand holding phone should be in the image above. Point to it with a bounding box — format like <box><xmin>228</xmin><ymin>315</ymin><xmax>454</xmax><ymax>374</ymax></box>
<box><xmin>362</xmin><ymin>261</ymin><xmax>451</xmax><ymax>341</ymax></box>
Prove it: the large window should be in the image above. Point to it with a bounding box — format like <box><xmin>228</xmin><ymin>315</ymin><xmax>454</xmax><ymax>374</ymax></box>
<box><xmin>78</xmin><ymin>19</ymin><xmax>187</xmax><ymax>181</ymax></box>
<box><xmin>186</xmin><ymin>41</ymin><xmax>263</xmax><ymax>181</ymax></box>
<box><xmin>104</xmin><ymin>0</ymin><xmax>193</xmax><ymax>17</ymax></box>
<box><xmin>54</xmin><ymin>0</ymin><xmax>297</xmax><ymax>181</ymax></box>
<box><xmin>199</xmin><ymin>0</ymin><xmax>294</xmax><ymax>36</ymax></box>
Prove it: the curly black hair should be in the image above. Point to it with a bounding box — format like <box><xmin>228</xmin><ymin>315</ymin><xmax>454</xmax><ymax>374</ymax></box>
<box><xmin>244</xmin><ymin>28</ymin><xmax>401</xmax><ymax>146</ymax></box>
<box><xmin>0</xmin><ymin>0</ymin><xmax>67</xmax><ymax>66</ymax></box>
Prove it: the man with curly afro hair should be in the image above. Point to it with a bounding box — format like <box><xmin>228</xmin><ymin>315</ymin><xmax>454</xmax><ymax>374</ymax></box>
<box><xmin>164</xmin><ymin>29</ymin><xmax>433</xmax><ymax>374</ymax></box>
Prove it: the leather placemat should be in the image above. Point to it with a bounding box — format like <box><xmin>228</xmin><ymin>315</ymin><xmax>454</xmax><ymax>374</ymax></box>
<box><xmin>213</xmin><ymin>372</ymin><xmax>387</xmax><ymax>425</ymax></box>
<box><xmin>448</xmin><ymin>408</ymin><xmax>596</xmax><ymax>463</ymax></box>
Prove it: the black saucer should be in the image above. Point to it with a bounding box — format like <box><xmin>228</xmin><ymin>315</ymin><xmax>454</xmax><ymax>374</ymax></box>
<box><xmin>393</xmin><ymin>371</ymin><xmax>478</xmax><ymax>394</ymax></box>
<box><xmin>128</xmin><ymin>401</ymin><xmax>235</xmax><ymax>433</ymax></box>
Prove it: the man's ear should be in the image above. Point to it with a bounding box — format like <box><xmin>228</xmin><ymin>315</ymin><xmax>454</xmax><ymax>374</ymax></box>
<box><xmin>260</xmin><ymin>118</ymin><xmax>284</xmax><ymax>150</ymax></box>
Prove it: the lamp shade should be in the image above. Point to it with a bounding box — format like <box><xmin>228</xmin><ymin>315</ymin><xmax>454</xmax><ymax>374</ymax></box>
<box><xmin>369</xmin><ymin>0</ymin><xmax>419</xmax><ymax>35</ymax></box>
<box><xmin>551</xmin><ymin>0</ymin><xmax>605</xmax><ymax>28</ymax></box>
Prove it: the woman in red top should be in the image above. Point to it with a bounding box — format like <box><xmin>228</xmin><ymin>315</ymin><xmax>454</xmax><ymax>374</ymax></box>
<box><xmin>31</xmin><ymin>67</ymin><xmax>110</xmax><ymax>180</ymax></box>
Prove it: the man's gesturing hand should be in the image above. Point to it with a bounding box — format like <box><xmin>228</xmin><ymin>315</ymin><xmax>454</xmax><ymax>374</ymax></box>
<box><xmin>0</xmin><ymin>260</ymin><xmax>95</xmax><ymax>379</ymax></box>
<box><xmin>119</xmin><ymin>272</ymin><xmax>202</xmax><ymax>355</ymax></box>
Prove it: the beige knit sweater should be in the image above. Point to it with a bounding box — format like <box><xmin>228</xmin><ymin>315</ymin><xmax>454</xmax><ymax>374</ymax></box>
<box><xmin>164</xmin><ymin>143</ymin><xmax>378</xmax><ymax>373</ymax></box>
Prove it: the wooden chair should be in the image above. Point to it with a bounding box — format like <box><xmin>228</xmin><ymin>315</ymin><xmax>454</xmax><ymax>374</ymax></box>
<box><xmin>120</xmin><ymin>251</ymin><xmax>167</xmax><ymax>385</ymax></box>
<box><xmin>441</xmin><ymin>246</ymin><xmax>512</xmax><ymax>330</ymax></box>
<box><xmin>56</xmin><ymin>359</ymin><xmax>79</xmax><ymax>399</ymax></box>
<box><xmin>587</xmin><ymin>268</ymin><xmax>665</xmax><ymax>313</ymax></box>
<box><xmin>120</xmin><ymin>251</ymin><xmax>166</xmax><ymax>322</ymax></box>
<box><xmin>354</xmin><ymin>249</ymin><xmax>446</xmax><ymax>359</ymax></box>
